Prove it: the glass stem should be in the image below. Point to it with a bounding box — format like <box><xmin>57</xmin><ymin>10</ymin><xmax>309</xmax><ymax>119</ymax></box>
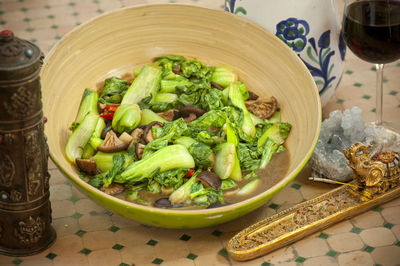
<box><xmin>375</xmin><ymin>64</ymin><xmax>384</xmax><ymax>126</ymax></box>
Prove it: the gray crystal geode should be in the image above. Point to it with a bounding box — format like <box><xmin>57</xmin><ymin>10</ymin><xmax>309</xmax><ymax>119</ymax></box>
<box><xmin>310</xmin><ymin>107</ymin><xmax>400</xmax><ymax>182</ymax></box>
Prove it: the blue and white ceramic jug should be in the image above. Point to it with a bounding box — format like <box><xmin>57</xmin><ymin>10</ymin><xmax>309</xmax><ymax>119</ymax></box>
<box><xmin>225</xmin><ymin>0</ymin><xmax>346</xmax><ymax>106</ymax></box>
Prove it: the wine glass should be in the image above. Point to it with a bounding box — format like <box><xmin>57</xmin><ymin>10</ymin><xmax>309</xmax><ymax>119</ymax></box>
<box><xmin>342</xmin><ymin>0</ymin><xmax>400</xmax><ymax>130</ymax></box>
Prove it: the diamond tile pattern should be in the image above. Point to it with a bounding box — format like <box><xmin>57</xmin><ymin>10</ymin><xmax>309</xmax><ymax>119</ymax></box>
<box><xmin>1</xmin><ymin>0</ymin><xmax>399</xmax><ymax>265</ymax></box>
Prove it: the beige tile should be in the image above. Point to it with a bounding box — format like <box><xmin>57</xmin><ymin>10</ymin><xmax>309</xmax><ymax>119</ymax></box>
<box><xmin>82</xmin><ymin>230</ymin><xmax>116</xmax><ymax>250</ymax></box>
<box><xmin>115</xmin><ymin>225</ymin><xmax>152</xmax><ymax>246</ymax></box>
<box><xmin>391</xmin><ymin>224</ymin><xmax>400</xmax><ymax>240</ymax></box>
<box><xmin>71</xmin><ymin>186</ymin><xmax>88</xmax><ymax>199</ymax></box>
<box><xmin>79</xmin><ymin>213</ymin><xmax>113</xmax><ymax>232</ymax></box>
<box><xmin>262</xmin><ymin>246</ymin><xmax>295</xmax><ymax>264</ymax></box>
<box><xmin>53</xmin><ymin>253</ymin><xmax>88</xmax><ymax>265</ymax></box>
<box><xmin>265</xmin><ymin>185</ymin><xmax>303</xmax><ymax>205</ymax></box>
<box><xmin>327</xmin><ymin>232</ymin><xmax>364</xmax><ymax>252</ymax></box>
<box><xmin>154</xmin><ymin>241</ymin><xmax>190</xmax><ymax>261</ymax></box>
<box><xmin>120</xmin><ymin>245</ymin><xmax>156</xmax><ymax>265</ymax></box>
<box><xmin>74</xmin><ymin>198</ymin><xmax>106</xmax><ymax>215</ymax></box>
<box><xmin>185</xmin><ymin>234</ymin><xmax>223</xmax><ymax>253</ymax></box>
<box><xmin>303</xmin><ymin>256</ymin><xmax>338</xmax><ymax>266</ymax></box>
<box><xmin>50</xmin><ymin>183</ymin><xmax>72</xmax><ymax>201</ymax></box>
<box><xmin>323</xmin><ymin>220</ymin><xmax>353</xmax><ymax>235</ymax></box>
<box><xmin>359</xmin><ymin>228</ymin><xmax>396</xmax><ymax>247</ymax></box>
<box><xmin>382</xmin><ymin>197</ymin><xmax>400</xmax><ymax>208</ymax></box>
<box><xmin>371</xmin><ymin>246</ymin><xmax>400</xmax><ymax>266</ymax></box>
<box><xmin>51</xmin><ymin>199</ymin><xmax>76</xmax><ymax>218</ymax></box>
<box><xmin>231</xmin><ymin>256</ymin><xmax>265</xmax><ymax>266</ymax></box>
<box><xmin>111</xmin><ymin>213</ymin><xmax>140</xmax><ymax>228</ymax></box>
<box><xmin>293</xmin><ymin>235</ymin><xmax>329</xmax><ymax>258</ymax></box>
<box><xmin>52</xmin><ymin>216</ymin><xmax>81</xmax><ymax>237</ymax></box>
<box><xmin>161</xmin><ymin>257</ymin><xmax>196</xmax><ymax>266</ymax></box>
<box><xmin>49</xmin><ymin>168</ymin><xmax>68</xmax><ymax>185</ymax></box>
<box><xmin>337</xmin><ymin>251</ymin><xmax>374</xmax><ymax>266</ymax></box>
<box><xmin>87</xmin><ymin>249</ymin><xmax>122</xmax><ymax>266</ymax></box>
<box><xmin>351</xmin><ymin>210</ymin><xmax>384</xmax><ymax>229</ymax></box>
<box><xmin>17</xmin><ymin>257</ymin><xmax>53</xmax><ymax>266</ymax></box>
<box><xmin>51</xmin><ymin>234</ymin><xmax>83</xmax><ymax>255</ymax></box>
<box><xmin>193</xmin><ymin>252</ymin><xmax>230</xmax><ymax>266</ymax></box>
<box><xmin>28</xmin><ymin>17</ymin><xmax>52</xmax><ymax>29</ymax></box>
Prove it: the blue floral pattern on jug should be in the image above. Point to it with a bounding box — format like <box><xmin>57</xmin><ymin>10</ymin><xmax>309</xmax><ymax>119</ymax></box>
<box><xmin>276</xmin><ymin>18</ymin><xmax>337</xmax><ymax>94</ymax></box>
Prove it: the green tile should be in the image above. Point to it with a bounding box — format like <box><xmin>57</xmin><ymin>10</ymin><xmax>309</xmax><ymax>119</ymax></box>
<box><xmin>30</xmin><ymin>39</ymin><xmax>37</xmax><ymax>43</ymax></box>
<box><xmin>47</xmin><ymin>15</ymin><xmax>55</xmax><ymax>19</ymax></box>
<box><xmin>44</xmin><ymin>5</ymin><xmax>51</xmax><ymax>9</ymax></box>
<box><xmin>318</xmin><ymin>232</ymin><xmax>329</xmax><ymax>239</ymax></box>
<box><xmin>186</xmin><ymin>253</ymin><xmax>198</xmax><ymax>260</ymax></box>
<box><xmin>104</xmin><ymin>210</ymin><xmax>113</xmax><ymax>216</ymax></box>
<box><xmin>364</xmin><ymin>246</ymin><xmax>375</xmax><ymax>253</ymax></box>
<box><xmin>21</xmin><ymin>8</ymin><xmax>28</xmax><ymax>12</ymax></box>
<box><xmin>362</xmin><ymin>95</ymin><xmax>371</xmax><ymax>100</ymax></box>
<box><xmin>0</xmin><ymin>21</ymin><xmax>6</xmax><ymax>25</ymax></box>
<box><xmin>109</xmin><ymin>225</ymin><xmax>120</xmax><ymax>232</ymax></box>
<box><xmin>18</xmin><ymin>0</ymin><xmax>24</xmax><ymax>2</ymax></box>
<box><xmin>351</xmin><ymin>227</ymin><xmax>362</xmax><ymax>234</ymax></box>
<box><xmin>389</xmin><ymin>90</ymin><xmax>398</xmax><ymax>96</ymax></box>
<box><xmin>93</xmin><ymin>0</ymin><xmax>100</xmax><ymax>3</ymax></box>
<box><xmin>373</xmin><ymin>206</ymin><xmax>383</xmax><ymax>212</ymax></box>
<box><xmin>326</xmin><ymin>250</ymin><xmax>337</xmax><ymax>257</ymax></box>
<box><xmin>46</xmin><ymin>252</ymin><xmax>57</xmax><ymax>260</ymax></box>
<box><xmin>72</xmin><ymin>212</ymin><xmax>83</xmax><ymax>219</ymax></box>
<box><xmin>370</xmin><ymin>66</ymin><xmax>376</xmax><ymax>71</ymax></box>
<box><xmin>152</xmin><ymin>258</ymin><xmax>163</xmax><ymax>265</ymax></box>
<box><xmin>371</xmin><ymin>108</ymin><xmax>376</xmax><ymax>113</ymax></box>
<box><xmin>65</xmin><ymin>181</ymin><xmax>72</xmax><ymax>186</ymax></box>
<box><xmin>261</xmin><ymin>263</ymin><xmax>271</xmax><ymax>266</ymax></box>
<box><xmin>397</xmin><ymin>62</ymin><xmax>400</xmax><ymax>67</ymax></box>
<box><xmin>76</xmin><ymin>22</ymin><xmax>82</xmax><ymax>26</ymax></box>
<box><xmin>383</xmin><ymin>78</ymin><xmax>388</xmax><ymax>83</ymax></box>
<box><xmin>268</xmin><ymin>203</ymin><xmax>279</xmax><ymax>210</ymax></box>
<box><xmin>147</xmin><ymin>239</ymin><xmax>158</xmax><ymax>246</ymax></box>
<box><xmin>23</xmin><ymin>18</ymin><xmax>31</xmax><ymax>22</ymax></box>
<box><xmin>218</xmin><ymin>248</ymin><xmax>229</xmax><ymax>258</ymax></box>
<box><xmin>75</xmin><ymin>229</ymin><xmax>87</xmax><ymax>237</ymax></box>
<box><xmin>375</xmin><ymin>264</ymin><xmax>383</xmax><ymax>266</ymax></box>
<box><xmin>295</xmin><ymin>256</ymin><xmax>306</xmax><ymax>263</ymax></box>
<box><xmin>12</xmin><ymin>259</ymin><xmax>23</xmax><ymax>265</ymax></box>
<box><xmin>398</xmin><ymin>104</ymin><xmax>400</xmax><ymax>108</ymax></box>
<box><xmin>25</xmin><ymin>28</ymin><xmax>34</xmax><ymax>32</ymax></box>
<box><xmin>80</xmin><ymin>248</ymin><xmax>92</xmax><ymax>255</ymax></box>
<box><xmin>336</xmin><ymin>99</ymin><xmax>345</xmax><ymax>104</ymax></box>
<box><xmin>353</xmin><ymin>82</ymin><xmax>362</xmax><ymax>87</ymax></box>
<box><xmin>112</xmin><ymin>244</ymin><xmax>124</xmax><ymax>250</ymax></box>
<box><xmin>51</xmin><ymin>25</ymin><xmax>58</xmax><ymax>29</ymax></box>
<box><xmin>89</xmin><ymin>210</ymin><xmax>98</xmax><ymax>216</ymax></box>
<box><xmin>291</xmin><ymin>183</ymin><xmax>301</xmax><ymax>190</ymax></box>
<box><xmin>395</xmin><ymin>241</ymin><xmax>400</xmax><ymax>247</ymax></box>
<box><xmin>180</xmin><ymin>234</ymin><xmax>191</xmax><ymax>241</ymax></box>
<box><xmin>72</xmin><ymin>12</ymin><xmax>79</xmax><ymax>16</ymax></box>
<box><xmin>345</xmin><ymin>70</ymin><xmax>353</xmax><ymax>74</ymax></box>
<box><xmin>97</xmin><ymin>9</ymin><xmax>104</xmax><ymax>14</ymax></box>
<box><xmin>69</xmin><ymin>195</ymin><xmax>80</xmax><ymax>202</ymax></box>
<box><xmin>384</xmin><ymin>222</ymin><xmax>394</xmax><ymax>229</ymax></box>
<box><xmin>55</xmin><ymin>36</ymin><xmax>62</xmax><ymax>40</ymax></box>
<box><xmin>119</xmin><ymin>263</ymin><xmax>130</xmax><ymax>266</ymax></box>
<box><xmin>212</xmin><ymin>230</ymin><xmax>223</xmax><ymax>237</ymax></box>
<box><xmin>0</xmin><ymin>11</ymin><xmax>4</xmax><ymax>16</ymax></box>
<box><xmin>69</xmin><ymin>2</ymin><xmax>76</xmax><ymax>6</ymax></box>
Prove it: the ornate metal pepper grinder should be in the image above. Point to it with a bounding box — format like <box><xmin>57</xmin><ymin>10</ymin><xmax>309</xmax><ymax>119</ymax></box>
<box><xmin>0</xmin><ymin>30</ymin><xmax>56</xmax><ymax>256</ymax></box>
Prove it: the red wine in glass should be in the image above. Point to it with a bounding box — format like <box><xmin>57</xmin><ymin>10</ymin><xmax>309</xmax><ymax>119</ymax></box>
<box><xmin>342</xmin><ymin>0</ymin><xmax>400</xmax><ymax>128</ymax></box>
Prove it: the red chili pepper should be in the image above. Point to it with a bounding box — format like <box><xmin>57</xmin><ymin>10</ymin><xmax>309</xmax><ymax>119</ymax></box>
<box><xmin>184</xmin><ymin>169</ymin><xmax>196</xmax><ymax>178</ymax></box>
<box><xmin>100</xmin><ymin>112</ymin><xmax>114</xmax><ymax>120</ymax></box>
<box><xmin>105</xmin><ymin>105</ymin><xmax>119</xmax><ymax>112</ymax></box>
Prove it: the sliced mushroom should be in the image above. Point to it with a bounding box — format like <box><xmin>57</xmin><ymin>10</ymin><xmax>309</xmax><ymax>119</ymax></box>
<box><xmin>142</xmin><ymin>121</ymin><xmax>164</xmax><ymax>144</ymax></box>
<box><xmin>161</xmin><ymin>186</ymin><xmax>174</xmax><ymax>196</ymax></box>
<box><xmin>101</xmin><ymin>121</ymin><xmax>113</xmax><ymax>139</ymax></box>
<box><xmin>183</xmin><ymin>113</ymin><xmax>197</xmax><ymax>123</ymax></box>
<box><xmin>223</xmin><ymin>187</ymin><xmax>240</xmax><ymax>197</ymax></box>
<box><xmin>119</xmin><ymin>132</ymin><xmax>133</xmax><ymax>143</ymax></box>
<box><xmin>179</xmin><ymin>105</ymin><xmax>206</xmax><ymax>117</ymax></box>
<box><xmin>247</xmin><ymin>90</ymin><xmax>259</xmax><ymax>101</ymax></box>
<box><xmin>128</xmin><ymin>127</ymin><xmax>145</xmax><ymax>150</ymax></box>
<box><xmin>101</xmin><ymin>183</ymin><xmax>125</xmax><ymax>195</ymax></box>
<box><xmin>97</xmin><ymin>130</ymin><xmax>129</xmax><ymax>152</ymax></box>
<box><xmin>196</xmin><ymin>171</ymin><xmax>221</xmax><ymax>190</ymax></box>
<box><xmin>172</xmin><ymin>65</ymin><xmax>183</xmax><ymax>75</ymax></box>
<box><xmin>154</xmin><ymin>198</ymin><xmax>172</xmax><ymax>208</ymax></box>
<box><xmin>245</xmin><ymin>96</ymin><xmax>278</xmax><ymax>119</ymax></box>
<box><xmin>97</xmin><ymin>102</ymin><xmax>107</xmax><ymax>113</ymax></box>
<box><xmin>211</xmin><ymin>81</ymin><xmax>224</xmax><ymax>91</ymax></box>
<box><xmin>157</xmin><ymin>109</ymin><xmax>178</xmax><ymax>122</ymax></box>
<box><xmin>75</xmin><ymin>158</ymin><xmax>98</xmax><ymax>176</ymax></box>
<box><xmin>135</xmin><ymin>142</ymin><xmax>146</xmax><ymax>160</ymax></box>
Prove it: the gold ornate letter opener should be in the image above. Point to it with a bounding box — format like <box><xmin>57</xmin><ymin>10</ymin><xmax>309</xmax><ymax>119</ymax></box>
<box><xmin>227</xmin><ymin>143</ymin><xmax>400</xmax><ymax>261</ymax></box>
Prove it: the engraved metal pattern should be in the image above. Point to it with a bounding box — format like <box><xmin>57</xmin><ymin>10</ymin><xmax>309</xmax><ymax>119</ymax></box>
<box><xmin>0</xmin><ymin>152</ymin><xmax>15</xmax><ymax>187</ymax></box>
<box><xmin>0</xmin><ymin>38</ymin><xmax>28</xmax><ymax>57</ymax></box>
<box><xmin>24</xmin><ymin>130</ymin><xmax>42</xmax><ymax>198</ymax></box>
<box><xmin>4</xmin><ymin>86</ymin><xmax>37</xmax><ymax>119</ymax></box>
<box><xmin>10</xmin><ymin>190</ymin><xmax>22</xmax><ymax>202</ymax></box>
<box><xmin>14</xmin><ymin>216</ymin><xmax>44</xmax><ymax>245</ymax></box>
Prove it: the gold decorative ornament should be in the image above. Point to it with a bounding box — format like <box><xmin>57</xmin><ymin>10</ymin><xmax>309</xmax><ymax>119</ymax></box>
<box><xmin>227</xmin><ymin>142</ymin><xmax>400</xmax><ymax>261</ymax></box>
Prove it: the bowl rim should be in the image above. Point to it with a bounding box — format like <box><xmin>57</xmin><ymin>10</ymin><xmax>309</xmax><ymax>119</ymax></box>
<box><xmin>43</xmin><ymin>3</ymin><xmax>322</xmax><ymax>216</ymax></box>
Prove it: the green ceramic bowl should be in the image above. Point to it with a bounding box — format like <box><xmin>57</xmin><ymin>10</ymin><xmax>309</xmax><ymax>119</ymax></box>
<box><xmin>41</xmin><ymin>4</ymin><xmax>321</xmax><ymax>228</ymax></box>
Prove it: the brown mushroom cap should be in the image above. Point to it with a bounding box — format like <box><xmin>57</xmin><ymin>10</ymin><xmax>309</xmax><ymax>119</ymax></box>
<box><xmin>210</xmin><ymin>81</ymin><xmax>224</xmax><ymax>91</ymax></box>
<box><xmin>245</xmin><ymin>96</ymin><xmax>278</xmax><ymax>119</ymax></box>
<box><xmin>75</xmin><ymin>158</ymin><xmax>98</xmax><ymax>175</ymax></box>
<box><xmin>142</xmin><ymin>121</ymin><xmax>164</xmax><ymax>144</ymax></box>
<box><xmin>135</xmin><ymin>142</ymin><xmax>146</xmax><ymax>160</ymax></box>
<box><xmin>100</xmin><ymin>183</ymin><xmax>125</xmax><ymax>195</ymax></box>
<box><xmin>97</xmin><ymin>130</ymin><xmax>129</xmax><ymax>152</ymax></box>
<box><xmin>247</xmin><ymin>90</ymin><xmax>259</xmax><ymax>101</ymax></box>
<box><xmin>183</xmin><ymin>113</ymin><xmax>197</xmax><ymax>123</ymax></box>
<box><xmin>179</xmin><ymin>105</ymin><xmax>206</xmax><ymax>117</ymax></box>
<box><xmin>196</xmin><ymin>171</ymin><xmax>221</xmax><ymax>190</ymax></box>
<box><xmin>154</xmin><ymin>198</ymin><xmax>172</xmax><ymax>208</ymax></box>
<box><xmin>157</xmin><ymin>109</ymin><xmax>179</xmax><ymax>122</ymax></box>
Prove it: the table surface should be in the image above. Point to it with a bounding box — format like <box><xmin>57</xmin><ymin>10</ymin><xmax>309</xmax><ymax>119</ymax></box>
<box><xmin>1</xmin><ymin>0</ymin><xmax>400</xmax><ymax>265</ymax></box>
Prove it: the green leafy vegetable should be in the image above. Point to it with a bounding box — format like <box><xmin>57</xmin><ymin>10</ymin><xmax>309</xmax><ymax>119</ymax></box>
<box><xmin>99</xmin><ymin>77</ymin><xmax>130</xmax><ymax>104</ymax></box>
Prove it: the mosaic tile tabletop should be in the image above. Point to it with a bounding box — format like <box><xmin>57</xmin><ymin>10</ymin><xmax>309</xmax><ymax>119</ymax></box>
<box><xmin>1</xmin><ymin>0</ymin><xmax>400</xmax><ymax>265</ymax></box>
